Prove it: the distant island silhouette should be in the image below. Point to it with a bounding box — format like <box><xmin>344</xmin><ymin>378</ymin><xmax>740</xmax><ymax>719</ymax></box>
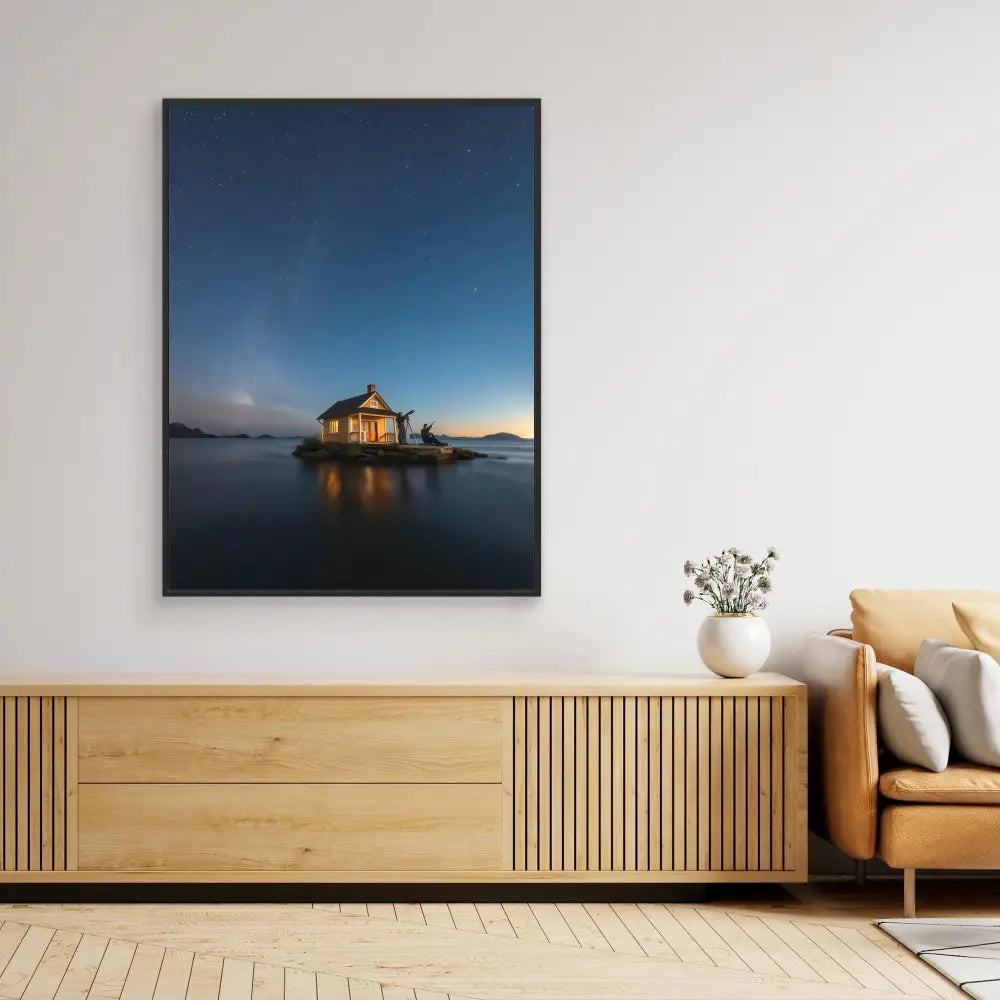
<box><xmin>169</xmin><ymin>422</ymin><xmax>281</xmax><ymax>440</ymax></box>
<box><xmin>418</xmin><ymin>431</ymin><xmax>527</xmax><ymax>442</ymax></box>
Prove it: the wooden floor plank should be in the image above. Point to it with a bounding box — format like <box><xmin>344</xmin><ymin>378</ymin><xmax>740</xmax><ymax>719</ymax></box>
<box><xmin>860</xmin><ymin>925</ymin><xmax>955</xmax><ymax>999</ymax></box>
<box><xmin>217</xmin><ymin>959</ymin><xmax>253</xmax><ymax>1000</ymax></box>
<box><xmin>444</xmin><ymin>907</ymin><xmax>483</xmax><ymax>936</ymax></box>
<box><xmin>553</xmin><ymin>904</ymin><xmax>612</xmax><ymax>952</ymax></box>
<box><xmin>54</xmin><ymin>936</ymin><xmax>111</xmax><ymax>1000</ymax></box>
<box><xmin>21</xmin><ymin>930</ymin><xmax>82</xmax><ymax>1000</ymax></box>
<box><xmin>0</xmin><ymin>923</ymin><xmax>31</xmax><ymax>977</ymax></box>
<box><xmin>418</xmin><ymin>906</ymin><xmax>453</xmax><ymax>931</ymax></box>
<box><xmin>380</xmin><ymin>987</ymin><xmax>415</xmax><ymax>1000</ymax></box>
<box><xmin>636</xmin><ymin>906</ymin><xmax>712</xmax><ymax>966</ymax></box>
<box><xmin>795</xmin><ymin>923</ymin><xmax>897</xmax><ymax>993</ymax></box>
<box><xmin>828</xmin><ymin>925</ymin><xmax>936</xmax><ymax>997</ymax></box>
<box><xmin>663</xmin><ymin>907</ymin><xmax>748</xmax><ymax>971</ymax></box>
<box><xmin>120</xmin><ymin>946</ymin><xmax>166</xmax><ymax>1000</ymax></box>
<box><xmin>363</xmin><ymin>906</ymin><xmax>396</xmax><ymax>924</ymax></box>
<box><xmin>284</xmin><ymin>968</ymin><xmax>317</xmax><ymax>1000</ymax></box>
<box><xmin>581</xmin><ymin>904</ymin><xmax>645</xmax><ymax>957</ymax></box>
<box><xmin>0</xmin><ymin>925</ymin><xmax>57</xmax><ymax>997</ymax></box>
<box><xmin>472</xmin><ymin>905</ymin><xmax>515</xmax><ymax>939</ymax></box>
<box><xmin>728</xmin><ymin>914</ymin><xmax>823</xmax><ymax>981</ymax></box>
<box><xmin>760</xmin><ymin>918</ymin><xmax>862</xmax><ymax>988</ymax></box>
<box><xmin>696</xmin><ymin>909</ymin><xmax>787</xmax><ymax>976</ymax></box>
<box><xmin>89</xmin><ymin>939</ymin><xmax>138</xmax><ymax>1000</ymax></box>
<box><xmin>185</xmin><ymin>954</ymin><xmax>223</xmax><ymax>1000</ymax></box>
<box><xmin>499</xmin><ymin>904</ymin><xmax>546</xmax><ymax>943</ymax></box>
<box><xmin>338</xmin><ymin>905</ymin><xmax>368</xmax><ymax>919</ymax></box>
<box><xmin>609</xmin><ymin>904</ymin><xmax>679</xmax><ymax>961</ymax></box>
<box><xmin>250</xmin><ymin>963</ymin><xmax>283</xmax><ymax>1000</ymax></box>
<box><xmin>150</xmin><ymin>950</ymin><xmax>194</xmax><ymax>1000</ymax></box>
<box><xmin>314</xmin><ymin>975</ymin><xmax>349</xmax><ymax>1000</ymax></box>
<box><xmin>346</xmin><ymin>980</ymin><xmax>381</xmax><ymax>1000</ymax></box>
<box><xmin>391</xmin><ymin>905</ymin><xmax>423</xmax><ymax>926</ymax></box>
<box><xmin>527</xmin><ymin>904</ymin><xmax>578</xmax><ymax>947</ymax></box>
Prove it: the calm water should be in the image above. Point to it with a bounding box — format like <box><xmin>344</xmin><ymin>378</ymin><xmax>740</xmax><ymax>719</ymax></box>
<box><xmin>167</xmin><ymin>438</ymin><xmax>536</xmax><ymax>592</ymax></box>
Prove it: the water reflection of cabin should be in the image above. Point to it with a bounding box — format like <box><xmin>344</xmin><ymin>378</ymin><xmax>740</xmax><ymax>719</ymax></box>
<box><xmin>317</xmin><ymin>384</ymin><xmax>398</xmax><ymax>444</ymax></box>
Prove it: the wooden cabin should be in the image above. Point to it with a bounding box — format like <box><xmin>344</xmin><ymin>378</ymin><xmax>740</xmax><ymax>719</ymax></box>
<box><xmin>317</xmin><ymin>384</ymin><xmax>398</xmax><ymax>444</ymax></box>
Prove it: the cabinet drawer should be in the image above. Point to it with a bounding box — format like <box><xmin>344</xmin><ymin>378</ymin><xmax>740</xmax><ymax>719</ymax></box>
<box><xmin>78</xmin><ymin>697</ymin><xmax>501</xmax><ymax>783</ymax></box>
<box><xmin>79</xmin><ymin>783</ymin><xmax>500</xmax><ymax>871</ymax></box>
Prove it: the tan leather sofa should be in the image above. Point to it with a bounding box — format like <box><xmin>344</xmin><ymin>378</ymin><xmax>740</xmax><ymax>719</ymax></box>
<box><xmin>788</xmin><ymin>590</ymin><xmax>1000</xmax><ymax>916</ymax></box>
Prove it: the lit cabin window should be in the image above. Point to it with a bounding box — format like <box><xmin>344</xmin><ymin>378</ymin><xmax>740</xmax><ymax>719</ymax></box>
<box><xmin>328</xmin><ymin>420</ymin><xmax>339</xmax><ymax>432</ymax></box>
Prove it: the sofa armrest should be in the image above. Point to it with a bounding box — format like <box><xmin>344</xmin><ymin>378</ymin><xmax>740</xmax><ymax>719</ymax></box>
<box><xmin>787</xmin><ymin>633</ymin><xmax>879</xmax><ymax>860</ymax></box>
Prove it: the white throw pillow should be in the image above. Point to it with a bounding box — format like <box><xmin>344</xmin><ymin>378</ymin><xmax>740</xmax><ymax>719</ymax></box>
<box><xmin>915</xmin><ymin>638</ymin><xmax>1000</xmax><ymax>768</ymax></box>
<box><xmin>877</xmin><ymin>664</ymin><xmax>951</xmax><ymax>771</ymax></box>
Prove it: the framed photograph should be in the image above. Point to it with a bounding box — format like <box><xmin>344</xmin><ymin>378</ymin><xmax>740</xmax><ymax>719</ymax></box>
<box><xmin>163</xmin><ymin>98</ymin><xmax>540</xmax><ymax>595</ymax></box>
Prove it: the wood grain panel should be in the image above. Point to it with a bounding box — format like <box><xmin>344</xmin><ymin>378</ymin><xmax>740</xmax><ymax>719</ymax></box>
<box><xmin>562</xmin><ymin>697</ymin><xmax>574</xmax><ymax>868</ymax></box>
<box><xmin>759</xmin><ymin>697</ymin><xmax>772</xmax><ymax>871</ymax></box>
<box><xmin>79</xmin><ymin>697</ymin><xmax>501</xmax><ymax>783</ymax></box>
<box><xmin>550</xmin><ymin>698</ymin><xmax>562</xmax><ymax>872</ymax></box>
<box><xmin>538</xmin><ymin>697</ymin><xmax>551</xmax><ymax>872</ymax></box>
<box><xmin>505</xmin><ymin>692</ymin><xmax>804</xmax><ymax>877</ymax></box>
<box><xmin>574</xmin><ymin>696</ymin><xmax>586</xmax><ymax>870</ymax></box>
<box><xmin>78</xmin><ymin>784</ymin><xmax>500</xmax><ymax>872</ymax></box>
<box><xmin>735</xmin><ymin>697</ymin><xmax>747</xmax><ymax>872</ymax></box>
<box><xmin>697</xmin><ymin>697</ymin><xmax>710</xmax><ymax>871</ymax></box>
<box><xmin>501</xmin><ymin>698</ymin><xmax>514</xmax><ymax>872</ymax></box>
<box><xmin>513</xmin><ymin>697</ymin><xmax>525</xmax><ymax>872</ymax></box>
<box><xmin>747</xmin><ymin>697</ymin><xmax>759</xmax><ymax>871</ymax></box>
<box><xmin>722</xmin><ymin>697</ymin><xmax>734</xmax><ymax>871</ymax></box>
<box><xmin>672</xmin><ymin>698</ymin><xmax>685</xmax><ymax>871</ymax></box>
<box><xmin>635</xmin><ymin>697</ymin><xmax>647</xmax><ymax>872</ymax></box>
<box><xmin>3</xmin><ymin>699</ymin><xmax>14</xmax><ymax>870</ymax></box>
<box><xmin>684</xmin><ymin>698</ymin><xmax>698</xmax><ymax>871</ymax></box>
<box><xmin>649</xmin><ymin>696</ymin><xmax>661</xmax><ymax>872</ymax></box>
<box><xmin>1</xmin><ymin>697</ymin><xmax>73</xmax><ymax>872</ymax></box>
<box><xmin>586</xmin><ymin>697</ymin><xmax>599</xmax><ymax>871</ymax></box>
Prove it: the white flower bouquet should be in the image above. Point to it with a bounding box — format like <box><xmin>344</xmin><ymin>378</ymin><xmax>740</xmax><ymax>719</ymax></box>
<box><xmin>683</xmin><ymin>547</ymin><xmax>778</xmax><ymax>614</ymax></box>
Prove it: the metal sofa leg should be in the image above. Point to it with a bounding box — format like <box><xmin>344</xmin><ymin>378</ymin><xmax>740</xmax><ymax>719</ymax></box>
<box><xmin>903</xmin><ymin>868</ymin><xmax>916</xmax><ymax>918</ymax></box>
<box><xmin>855</xmin><ymin>859</ymin><xmax>867</xmax><ymax>887</ymax></box>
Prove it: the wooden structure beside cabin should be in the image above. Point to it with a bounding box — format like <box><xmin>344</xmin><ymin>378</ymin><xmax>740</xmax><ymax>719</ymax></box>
<box><xmin>317</xmin><ymin>384</ymin><xmax>398</xmax><ymax>445</ymax></box>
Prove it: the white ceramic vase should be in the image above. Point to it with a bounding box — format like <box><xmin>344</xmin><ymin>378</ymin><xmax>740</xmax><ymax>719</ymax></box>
<box><xmin>697</xmin><ymin>613</ymin><xmax>771</xmax><ymax>678</ymax></box>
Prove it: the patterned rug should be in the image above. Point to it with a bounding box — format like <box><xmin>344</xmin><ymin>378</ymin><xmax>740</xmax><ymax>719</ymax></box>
<box><xmin>879</xmin><ymin>919</ymin><xmax>1000</xmax><ymax>999</ymax></box>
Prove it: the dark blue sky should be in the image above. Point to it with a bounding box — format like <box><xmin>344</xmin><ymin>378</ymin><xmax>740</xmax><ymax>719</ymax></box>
<box><xmin>168</xmin><ymin>102</ymin><xmax>536</xmax><ymax>437</ymax></box>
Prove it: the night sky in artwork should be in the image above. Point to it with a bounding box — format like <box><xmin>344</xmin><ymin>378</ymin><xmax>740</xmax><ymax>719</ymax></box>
<box><xmin>167</xmin><ymin>102</ymin><xmax>536</xmax><ymax>438</ymax></box>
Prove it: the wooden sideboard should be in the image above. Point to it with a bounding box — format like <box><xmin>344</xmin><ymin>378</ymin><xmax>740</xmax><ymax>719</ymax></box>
<box><xmin>0</xmin><ymin>674</ymin><xmax>806</xmax><ymax>883</ymax></box>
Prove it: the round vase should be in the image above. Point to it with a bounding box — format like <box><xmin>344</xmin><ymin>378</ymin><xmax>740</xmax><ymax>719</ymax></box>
<box><xmin>697</xmin><ymin>613</ymin><xmax>771</xmax><ymax>678</ymax></box>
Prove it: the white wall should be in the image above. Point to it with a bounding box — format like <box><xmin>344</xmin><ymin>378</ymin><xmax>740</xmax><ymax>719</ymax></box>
<box><xmin>2</xmin><ymin>0</ymin><xmax>999</xmax><ymax>678</ymax></box>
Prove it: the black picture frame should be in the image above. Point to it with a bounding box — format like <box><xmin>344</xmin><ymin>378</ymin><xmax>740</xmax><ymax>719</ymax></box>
<box><xmin>162</xmin><ymin>98</ymin><xmax>541</xmax><ymax>596</ymax></box>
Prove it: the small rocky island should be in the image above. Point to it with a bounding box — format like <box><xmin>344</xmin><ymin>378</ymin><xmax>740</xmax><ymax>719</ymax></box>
<box><xmin>293</xmin><ymin>438</ymin><xmax>487</xmax><ymax>465</ymax></box>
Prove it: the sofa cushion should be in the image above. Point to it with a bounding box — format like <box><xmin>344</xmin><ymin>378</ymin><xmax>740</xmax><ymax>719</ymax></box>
<box><xmin>850</xmin><ymin>589</ymin><xmax>1000</xmax><ymax>671</ymax></box>
<box><xmin>954</xmin><ymin>600</ymin><xmax>1000</xmax><ymax>662</ymax></box>
<box><xmin>915</xmin><ymin>639</ymin><xmax>1000</xmax><ymax>768</ymax></box>
<box><xmin>880</xmin><ymin>764</ymin><xmax>1000</xmax><ymax>803</ymax></box>
<box><xmin>876</xmin><ymin>665</ymin><xmax>950</xmax><ymax>771</ymax></box>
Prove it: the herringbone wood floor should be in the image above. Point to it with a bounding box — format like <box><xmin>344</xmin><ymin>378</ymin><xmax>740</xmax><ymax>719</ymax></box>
<box><xmin>0</xmin><ymin>881</ymin><xmax>994</xmax><ymax>1000</ymax></box>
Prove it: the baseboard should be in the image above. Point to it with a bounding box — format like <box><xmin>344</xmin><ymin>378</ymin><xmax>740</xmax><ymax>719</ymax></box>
<box><xmin>0</xmin><ymin>882</ymin><xmax>712</xmax><ymax>904</ymax></box>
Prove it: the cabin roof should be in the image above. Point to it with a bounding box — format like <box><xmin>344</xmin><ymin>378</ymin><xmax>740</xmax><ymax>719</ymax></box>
<box><xmin>317</xmin><ymin>391</ymin><xmax>395</xmax><ymax>421</ymax></box>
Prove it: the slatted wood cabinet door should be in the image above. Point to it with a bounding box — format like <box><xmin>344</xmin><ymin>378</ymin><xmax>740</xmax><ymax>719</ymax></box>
<box><xmin>504</xmin><ymin>692</ymin><xmax>806</xmax><ymax>881</ymax></box>
<box><xmin>0</xmin><ymin>696</ymin><xmax>77</xmax><ymax>873</ymax></box>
